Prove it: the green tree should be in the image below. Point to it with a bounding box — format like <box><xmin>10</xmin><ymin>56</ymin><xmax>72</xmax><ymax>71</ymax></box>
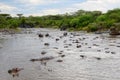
<box><xmin>17</xmin><ymin>14</ymin><xmax>23</xmax><ymax>19</ymax></box>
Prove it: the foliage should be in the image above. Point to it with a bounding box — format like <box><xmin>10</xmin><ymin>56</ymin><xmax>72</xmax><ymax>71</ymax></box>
<box><xmin>0</xmin><ymin>8</ymin><xmax>120</xmax><ymax>31</ymax></box>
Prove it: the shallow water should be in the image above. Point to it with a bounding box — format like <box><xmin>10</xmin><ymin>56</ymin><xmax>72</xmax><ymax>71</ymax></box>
<box><xmin>0</xmin><ymin>28</ymin><xmax>120</xmax><ymax>80</ymax></box>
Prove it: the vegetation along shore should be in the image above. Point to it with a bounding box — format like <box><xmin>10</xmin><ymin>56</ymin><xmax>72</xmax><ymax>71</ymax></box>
<box><xmin>0</xmin><ymin>8</ymin><xmax>120</xmax><ymax>34</ymax></box>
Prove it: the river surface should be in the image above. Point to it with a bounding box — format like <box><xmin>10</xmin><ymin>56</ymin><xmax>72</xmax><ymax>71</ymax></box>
<box><xmin>0</xmin><ymin>28</ymin><xmax>120</xmax><ymax>80</ymax></box>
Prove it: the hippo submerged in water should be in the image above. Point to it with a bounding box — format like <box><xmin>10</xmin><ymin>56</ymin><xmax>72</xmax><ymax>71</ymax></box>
<box><xmin>8</xmin><ymin>68</ymin><xmax>24</xmax><ymax>77</ymax></box>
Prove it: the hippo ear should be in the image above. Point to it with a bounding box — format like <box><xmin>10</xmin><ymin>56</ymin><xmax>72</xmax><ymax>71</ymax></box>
<box><xmin>8</xmin><ymin>70</ymin><xmax>12</xmax><ymax>74</ymax></box>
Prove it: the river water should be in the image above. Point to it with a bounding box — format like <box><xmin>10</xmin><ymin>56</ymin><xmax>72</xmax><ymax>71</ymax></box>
<box><xmin>0</xmin><ymin>28</ymin><xmax>120</xmax><ymax>80</ymax></box>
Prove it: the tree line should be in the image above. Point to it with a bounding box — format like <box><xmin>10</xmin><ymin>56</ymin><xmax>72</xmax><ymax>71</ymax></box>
<box><xmin>0</xmin><ymin>8</ymin><xmax>120</xmax><ymax>32</ymax></box>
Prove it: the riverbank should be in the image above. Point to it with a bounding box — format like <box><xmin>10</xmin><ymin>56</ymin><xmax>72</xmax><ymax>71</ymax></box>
<box><xmin>0</xmin><ymin>28</ymin><xmax>21</xmax><ymax>34</ymax></box>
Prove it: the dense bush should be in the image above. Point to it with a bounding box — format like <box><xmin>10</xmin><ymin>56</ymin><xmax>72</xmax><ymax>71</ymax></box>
<box><xmin>0</xmin><ymin>8</ymin><xmax>120</xmax><ymax>31</ymax></box>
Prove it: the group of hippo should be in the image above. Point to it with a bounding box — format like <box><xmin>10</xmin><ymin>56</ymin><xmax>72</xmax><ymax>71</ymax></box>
<box><xmin>7</xmin><ymin>27</ymin><xmax>119</xmax><ymax>78</ymax></box>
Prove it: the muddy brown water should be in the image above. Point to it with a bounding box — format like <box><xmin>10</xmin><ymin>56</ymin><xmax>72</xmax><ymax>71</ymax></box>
<box><xmin>0</xmin><ymin>28</ymin><xmax>120</xmax><ymax>80</ymax></box>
